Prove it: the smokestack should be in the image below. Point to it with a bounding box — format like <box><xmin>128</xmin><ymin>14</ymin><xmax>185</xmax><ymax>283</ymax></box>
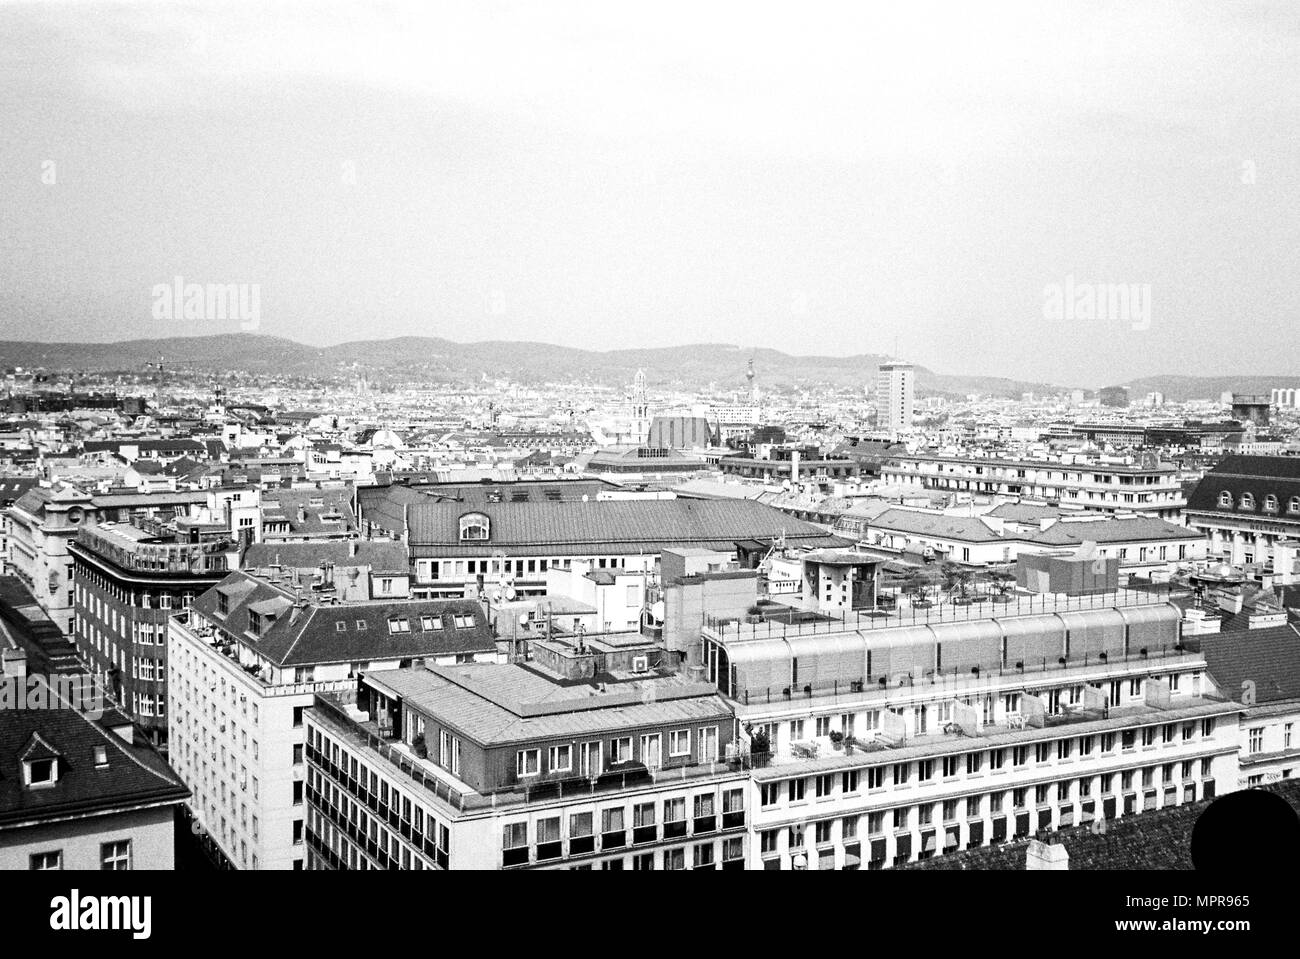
<box><xmin>790</xmin><ymin>449</ymin><xmax>800</xmax><ymax>485</ymax></box>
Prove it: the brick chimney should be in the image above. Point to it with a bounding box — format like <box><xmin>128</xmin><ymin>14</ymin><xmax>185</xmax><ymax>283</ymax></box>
<box><xmin>1</xmin><ymin>648</ymin><xmax>27</xmax><ymax>680</ymax></box>
<box><xmin>1026</xmin><ymin>840</ymin><xmax>1069</xmax><ymax>870</ymax></box>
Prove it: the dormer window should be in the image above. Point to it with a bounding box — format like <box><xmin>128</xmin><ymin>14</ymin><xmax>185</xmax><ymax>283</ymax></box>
<box><xmin>1218</xmin><ymin>491</ymin><xmax>1233</xmax><ymax>508</ymax></box>
<box><xmin>1264</xmin><ymin>494</ymin><xmax>1279</xmax><ymax>513</ymax></box>
<box><xmin>1291</xmin><ymin>496</ymin><xmax>1300</xmax><ymax>515</ymax></box>
<box><xmin>93</xmin><ymin>745</ymin><xmax>108</xmax><ymax>767</ymax></box>
<box><xmin>459</xmin><ymin>512</ymin><xmax>491</xmax><ymax>541</ymax></box>
<box><xmin>1240</xmin><ymin>493</ymin><xmax>1255</xmax><ymax>510</ymax></box>
<box><xmin>25</xmin><ymin>758</ymin><xmax>57</xmax><ymax>788</ymax></box>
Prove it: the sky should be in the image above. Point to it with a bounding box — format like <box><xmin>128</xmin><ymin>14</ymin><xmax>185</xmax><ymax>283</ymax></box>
<box><xmin>0</xmin><ymin>0</ymin><xmax>1297</xmax><ymax>386</ymax></box>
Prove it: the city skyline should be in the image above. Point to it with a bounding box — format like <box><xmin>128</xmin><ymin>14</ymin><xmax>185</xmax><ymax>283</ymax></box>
<box><xmin>2</xmin><ymin>1</ymin><xmax>1298</xmax><ymax>384</ymax></box>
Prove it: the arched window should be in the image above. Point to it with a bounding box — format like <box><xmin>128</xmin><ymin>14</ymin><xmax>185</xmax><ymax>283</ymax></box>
<box><xmin>458</xmin><ymin>512</ymin><xmax>490</xmax><ymax>541</ymax></box>
<box><xmin>1240</xmin><ymin>493</ymin><xmax>1255</xmax><ymax>510</ymax></box>
<box><xmin>1218</xmin><ymin>491</ymin><xmax>1233</xmax><ymax>509</ymax></box>
<box><xmin>1264</xmin><ymin>494</ymin><xmax>1279</xmax><ymax>513</ymax></box>
<box><xmin>1290</xmin><ymin>496</ymin><xmax>1300</xmax><ymax>515</ymax></box>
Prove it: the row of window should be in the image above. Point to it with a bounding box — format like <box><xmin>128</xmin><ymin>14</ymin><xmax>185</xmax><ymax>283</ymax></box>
<box><xmin>1217</xmin><ymin>491</ymin><xmax>1300</xmax><ymax>513</ymax></box>
<box><xmin>759</xmin><ymin>721</ymin><xmax>1219</xmax><ymax>804</ymax></box>
<box><xmin>502</xmin><ymin>788</ymin><xmax>747</xmax><ymax>864</ymax></box>
<box><xmin>30</xmin><ymin>840</ymin><xmax>132</xmax><ymax>871</ymax></box>
<box><xmin>515</xmin><ymin>726</ymin><xmax>722</xmax><ymax>779</ymax></box>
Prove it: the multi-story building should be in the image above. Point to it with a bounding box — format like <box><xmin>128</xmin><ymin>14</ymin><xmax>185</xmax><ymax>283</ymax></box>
<box><xmin>69</xmin><ymin>518</ymin><xmax>238</xmax><ymax>747</ymax></box>
<box><xmin>844</xmin><ymin>506</ymin><xmax>1205</xmax><ymax>575</ymax></box>
<box><xmin>1184</xmin><ymin>454</ymin><xmax>1300</xmax><ymax>570</ymax></box>
<box><xmin>701</xmin><ymin>593</ymin><xmax>1241</xmax><ymax>869</ymax></box>
<box><xmin>355</xmin><ymin>494</ymin><xmax>847</xmax><ymax>600</ymax></box>
<box><xmin>874</xmin><ymin>363</ymin><xmax>915</xmax><ymax>435</ymax></box>
<box><xmin>0</xmin><ymin>648</ymin><xmax>189</xmax><ymax>871</ymax></box>
<box><xmin>881</xmin><ymin>453</ymin><xmax>1186</xmax><ymax>520</ymax></box>
<box><xmin>304</xmin><ymin>637</ymin><xmax>751</xmax><ymax>870</ymax></box>
<box><xmin>166</xmin><ymin>569</ymin><xmax>500</xmax><ymax>869</ymax></box>
<box><xmin>5</xmin><ymin>483</ymin><xmax>95</xmax><ymax>634</ymax></box>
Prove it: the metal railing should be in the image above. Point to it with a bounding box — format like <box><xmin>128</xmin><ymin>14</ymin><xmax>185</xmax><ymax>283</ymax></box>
<box><xmin>706</xmin><ymin>586</ymin><xmax>1179</xmax><ymax>642</ymax></box>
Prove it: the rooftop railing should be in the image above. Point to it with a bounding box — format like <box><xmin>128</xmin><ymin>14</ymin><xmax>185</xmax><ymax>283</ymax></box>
<box><xmin>706</xmin><ymin>586</ymin><xmax>1179</xmax><ymax>642</ymax></box>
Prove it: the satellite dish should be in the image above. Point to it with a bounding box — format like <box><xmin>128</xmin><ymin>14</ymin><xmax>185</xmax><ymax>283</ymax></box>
<box><xmin>518</xmin><ymin>613</ymin><xmax>529</xmax><ymax>626</ymax></box>
<box><xmin>505</xmin><ymin>586</ymin><xmax>517</xmax><ymax>600</ymax></box>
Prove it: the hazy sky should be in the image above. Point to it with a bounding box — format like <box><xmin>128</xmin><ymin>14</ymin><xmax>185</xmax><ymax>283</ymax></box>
<box><xmin>1</xmin><ymin>0</ymin><xmax>1297</xmax><ymax>386</ymax></box>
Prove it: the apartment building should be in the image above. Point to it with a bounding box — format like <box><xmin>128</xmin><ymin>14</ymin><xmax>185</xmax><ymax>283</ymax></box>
<box><xmin>5</xmin><ymin>483</ymin><xmax>95</xmax><ymax>634</ymax></box>
<box><xmin>0</xmin><ymin>648</ymin><xmax>189</xmax><ymax>871</ymax></box>
<box><xmin>304</xmin><ymin>641</ymin><xmax>751</xmax><ymax>870</ymax></box>
<box><xmin>1184</xmin><ymin>454</ymin><xmax>1300</xmax><ymax>570</ymax></box>
<box><xmin>356</xmin><ymin>493</ymin><xmax>846</xmax><ymax>600</ymax></box>
<box><xmin>844</xmin><ymin>506</ymin><xmax>1205</xmax><ymax>576</ymax></box>
<box><xmin>880</xmin><ymin>453</ymin><xmax>1186</xmax><ymax>520</ymax></box>
<box><xmin>69</xmin><ymin>518</ymin><xmax>237</xmax><ymax>746</ymax></box>
<box><xmin>166</xmin><ymin>569</ymin><xmax>500</xmax><ymax>869</ymax></box>
<box><xmin>874</xmin><ymin>363</ymin><xmax>915</xmax><ymax>436</ymax></box>
<box><xmin>701</xmin><ymin>596</ymin><xmax>1241</xmax><ymax>869</ymax></box>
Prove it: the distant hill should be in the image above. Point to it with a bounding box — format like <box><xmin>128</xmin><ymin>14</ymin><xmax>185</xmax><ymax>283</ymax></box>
<box><xmin>0</xmin><ymin>334</ymin><xmax>1059</xmax><ymax>397</ymax></box>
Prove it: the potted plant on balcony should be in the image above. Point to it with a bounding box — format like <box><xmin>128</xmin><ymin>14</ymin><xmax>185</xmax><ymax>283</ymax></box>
<box><xmin>829</xmin><ymin>730</ymin><xmax>845</xmax><ymax>751</ymax></box>
<box><xmin>411</xmin><ymin>734</ymin><xmax>428</xmax><ymax>759</ymax></box>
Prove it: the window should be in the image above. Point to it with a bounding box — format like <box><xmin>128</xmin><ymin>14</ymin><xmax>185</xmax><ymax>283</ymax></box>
<box><xmin>610</xmin><ymin>737</ymin><xmax>632</xmax><ymax>763</ymax></box>
<box><xmin>867</xmin><ymin>767</ymin><xmax>884</xmax><ymax>790</ymax></box>
<box><xmin>100</xmin><ymin>840</ymin><xmax>132</xmax><ymax>871</ymax></box>
<box><xmin>548</xmin><ymin>744</ymin><xmax>572</xmax><ymax>773</ymax></box>
<box><xmin>516</xmin><ymin>748</ymin><xmax>541</xmax><ymax>777</ymax></box>
<box><xmin>1249</xmin><ymin>728</ymin><xmax>1264</xmax><ymax>754</ymax></box>
<box><xmin>788</xmin><ymin>778</ymin><xmax>807</xmax><ymax>802</ymax></box>
<box><xmin>1240</xmin><ymin>493</ymin><xmax>1255</xmax><ymax>510</ymax></box>
<box><xmin>640</xmin><ymin>733</ymin><xmax>662</xmax><ymax>768</ymax></box>
<box><xmin>668</xmin><ymin>729</ymin><xmax>691</xmax><ymax>757</ymax></box>
<box><xmin>815</xmin><ymin>774</ymin><xmax>833</xmax><ymax>798</ymax></box>
<box><xmin>30</xmin><ymin>850</ymin><xmax>62</xmax><ymax>870</ymax></box>
<box><xmin>25</xmin><ymin>757</ymin><xmax>57</xmax><ymax>787</ymax></box>
<box><xmin>387</xmin><ymin>617</ymin><xmax>410</xmax><ymax>634</ymax></box>
<box><xmin>421</xmin><ymin>615</ymin><xmax>442</xmax><ymax>630</ymax></box>
<box><xmin>842</xmin><ymin>770</ymin><xmax>859</xmax><ymax>793</ymax></box>
<box><xmin>458</xmin><ymin>513</ymin><xmax>491</xmax><ymax>540</ymax></box>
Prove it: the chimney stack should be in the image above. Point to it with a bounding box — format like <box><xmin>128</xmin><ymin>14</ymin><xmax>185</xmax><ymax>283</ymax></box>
<box><xmin>1</xmin><ymin>648</ymin><xmax>27</xmax><ymax>680</ymax></box>
<box><xmin>1026</xmin><ymin>840</ymin><xmax>1069</xmax><ymax>871</ymax></box>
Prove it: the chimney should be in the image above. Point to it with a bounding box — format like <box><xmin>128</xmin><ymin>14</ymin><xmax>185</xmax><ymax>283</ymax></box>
<box><xmin>1</xmin><ymin>648</ymin><xmax>27</xmax><ymax>680</ymax></box>
<box><xmin>1026</xmin><ymin>840</ymin><xmax>1069</xmax><ymax>870</ymax></box>
<box><xmin>790</xmin><ymin>449</ymin><xmax>800</xmax><ymax>485</ymax></box>
<box><xmin>349</xmin><ymin>540</ymin><xmax>359</xmax><ymax>558</ymax></box>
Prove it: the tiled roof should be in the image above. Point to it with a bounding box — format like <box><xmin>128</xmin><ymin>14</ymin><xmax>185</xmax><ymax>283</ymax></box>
<box><xmin>1184</xmin><ymin>623</ymin><xmax>1300</xmax><ymax>704</ymax></box>
<box><xmin>1026</xmin><ymin>516</ymin><xmax>1199</xmax><ymax>546</ymax></box>
<box><xmin>1186</xmin><ymin>454</ymin><xmax>1300</xmax><ymax>519</ymax></box>
<box><xmin>370</xmin><ymin>664</ymin><xmax>732</xmax><ymax>746</ymax></box>
<box><xmin>0</xmin><ymin>680</ymin><xmax>188</xmax><ymax>829</ymax></box>
<box><xmin>243</xmin><ymin>541</ymin><xmax>408</xmax><ymax>573</ymax></box>
<box><xmin>192</xmin><ymin>572</ymin><xmax>497</xmax><ymax>667</ymax></box>
<box><xmin>365</xmin><ymin>495</ymin><xmax>849</xmax><ymax>555</ymax></box>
